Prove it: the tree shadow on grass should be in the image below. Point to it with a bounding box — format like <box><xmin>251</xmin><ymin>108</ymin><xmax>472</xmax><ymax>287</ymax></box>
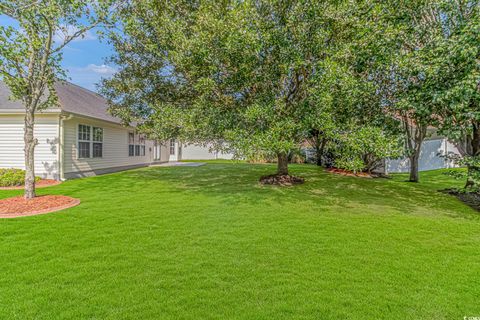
<box><xmin>119</xmin><ymin>163</ymin><xmax>478</xmax><ymax>219</ymax></box>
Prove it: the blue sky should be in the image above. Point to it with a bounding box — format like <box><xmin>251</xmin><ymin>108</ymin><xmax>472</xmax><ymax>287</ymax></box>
<box><xmin>0</xmin><ymin>16</ymin><xmax>116</xmax><ymax>92</ymax></box>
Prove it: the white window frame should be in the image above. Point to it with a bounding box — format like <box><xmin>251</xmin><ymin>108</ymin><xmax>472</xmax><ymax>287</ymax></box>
<box><xmin>92</xmin><ymin>127</ymin><xmax>104</xmax><ymax>158</ymax></box>
<box><xmin>129</xmin><ymin>132</ymin><xmax>146</xmax><ymax>157</ymax></box>
<box><xmin>128</xmin><ymin>132</ymin><xmax>135</xmax><ymax>157</ymax></box>
<box><xmin>77</xmin><ymin>124</ymin><xmax>104</xmax><ymax>159</ymax></box>
<box><xmin>170</xmin><ymin>139</ymin><xmax>176</xmax><ymax>155</ymax></box>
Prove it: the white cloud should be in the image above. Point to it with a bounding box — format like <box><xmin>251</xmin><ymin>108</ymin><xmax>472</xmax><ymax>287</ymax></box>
<box><xmin>84</xmin><ymin>64</ymin><xmax>116</xmax><ymax>75</ymax></box>
<box><xmin>66</xmin><ymin>64</ymin><xmax>117</xmax><ymax>91</ymax></box>
<box><xmin>54</xmin><ymin>25</ymin><xmax>97</xmax><ymax>44</ymax></box>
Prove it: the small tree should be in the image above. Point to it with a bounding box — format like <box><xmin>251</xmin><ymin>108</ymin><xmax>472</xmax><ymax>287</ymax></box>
<box><xmin>0</xmin><ymin>0</ymin><xmax>116</xmax><ymax>198</ymax></box>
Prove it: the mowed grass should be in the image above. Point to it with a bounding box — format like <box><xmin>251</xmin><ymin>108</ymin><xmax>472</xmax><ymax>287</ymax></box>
<box><xmin>0</xmin><ymin>162</ymin><xmax>479</xmax><ymax>319</ymax></box>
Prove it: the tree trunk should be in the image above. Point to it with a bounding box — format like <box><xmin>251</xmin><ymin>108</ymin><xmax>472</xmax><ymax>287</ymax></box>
<box><xmin>277</xmin><ymin>152</ymin><xmax>289</xmax><ymax>176</ymax></box>
<box><xmin>465</xmin><ymin>121</ymin><xmax>480</xmax><ymax>189</ymax></box>
<box><xmin>24</xmin><ymin>111</ymin><xmax>37</xmax><ymax>199</ymax></box>
<box><xmin>409</xmin><ymin>153</ymin><xmax>419</xmax><ymax>183</ymax></box>
<box><xmin>403</xmin><ymin>118</ymin><xmax>426</xmax><ymax>183</ymax></box>
<box><xmin>315</xmin><ymin>138</ymin><xmax>326</xmax><ymax>167</ymax></box>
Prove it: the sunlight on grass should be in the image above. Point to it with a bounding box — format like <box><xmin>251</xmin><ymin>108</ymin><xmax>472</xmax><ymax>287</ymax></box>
<box><xmin>0</xmin><ymin>162</ymin><xmax>478</xmax><ymax>319</ymax></box>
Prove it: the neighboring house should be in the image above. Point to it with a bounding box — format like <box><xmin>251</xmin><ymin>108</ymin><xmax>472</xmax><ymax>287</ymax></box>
<box><xmin>0</xmin><ymin>81</ymin><xmax>170</xmax><ymax>180</ymax></box>
<box><xmin>385</xmin><ymin>129</ymin><xmax>461</xmax><ymax>174</ymax></box>
<box><xmin>304</xmin><ymin>128</ymin><xmax>462</xmax><ymax>173</ymax></box>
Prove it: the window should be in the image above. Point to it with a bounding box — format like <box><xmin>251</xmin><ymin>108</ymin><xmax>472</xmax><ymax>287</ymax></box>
<box><xmin>128</xmin><ymin>132</ymin><xmax>135</xmax><ymax>156</ymax></box>
<box><xmin>78</xmin><ymin>141</ymin><xmax>90</xmax><ymax>158</ymax></box>
<box><xmin>78</xmin><ymin>125</ymin><xmax>103</xmax><ymax>158</ymax></box>
<box><xmin>170</xmin><ymin>139</ymin><xmax>176</xmax><ymax>155</ymax></box>
<box><xmin>129</xmin><ymin>132</ymin><xmax>146</xmax><ymax>157</ymax></box>
<box><xmin>78</xmin><ymin>125</ymin><xmax>90</xmax><ymax>141</ymax></box>
<box><xmin>92</xmin><ymin>127</ymin><xmax>103</xmax><ymax>158</ymax></box>
<box><xmin>78</xmin><ymin>125</ymin><xmax>91</xmax><ymax>158</ymax></box>
<box><xmin>139</xmin><ymin>135</ymin><xmax>146</xmax><ymax>156</ymax></box>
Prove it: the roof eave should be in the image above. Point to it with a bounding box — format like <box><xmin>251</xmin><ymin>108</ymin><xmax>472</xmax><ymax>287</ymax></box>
<box><xmin>61</xmin><ymin>110</ymin><xmax>134</xmax><ymax>128</ymax></box>
<box><xmin>0</xmin><ymin>108</ymin><xmax>62</xmax><ymax>115</ymax></box>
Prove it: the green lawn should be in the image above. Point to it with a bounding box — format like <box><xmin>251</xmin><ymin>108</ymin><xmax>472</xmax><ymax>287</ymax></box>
<box><xmin>0</xmin><ymin>162</ymin><xmax>479</xmax><ymax>319</ymax></box>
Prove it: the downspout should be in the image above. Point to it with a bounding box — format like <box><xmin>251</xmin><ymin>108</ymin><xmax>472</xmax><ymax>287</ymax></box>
<box><xmin>57</xmin><ymin>115</ymin><xmax>63</xmax><ymax>181</ymax></box>
<box><xmin>58</xmin><ymin>113</ymin><xmax>73</xmax><ymax>181</ymax></box>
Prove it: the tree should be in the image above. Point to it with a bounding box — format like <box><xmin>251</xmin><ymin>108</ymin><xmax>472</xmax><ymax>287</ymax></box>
<box><xmin>367</xmin><ymin>0</ymin><xmax>447</xmax><ymax>182</ymax></box>
<box><xmin>426</xmin><ymin>2</ymin><xmax>480</xmax><ymax>189</ymax></box>
<box><xmin>0</xmin><ymin>0</ymin><xmax>116</xmax><ymax>198</ymax></box>
<box><xmin>102</xmin><ymin>0</ymin><xmax>366</xmax><ymax>180</ymax></box>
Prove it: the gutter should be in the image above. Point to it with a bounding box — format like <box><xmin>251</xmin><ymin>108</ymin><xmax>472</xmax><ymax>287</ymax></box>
<box><xmin>0</xmin><ymin>108</ymin><xmax>62</xmax><ymax>114</ymax></box>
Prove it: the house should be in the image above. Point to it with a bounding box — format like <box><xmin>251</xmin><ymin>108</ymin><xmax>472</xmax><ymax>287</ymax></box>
<box><xmin>0</xmin><ymin>81</ymin><xmax>236</xmax><ymax>180</ymax></box>
<box><xmin>304</xmin><ymin>127</ymin><xmax>462</xmax><ymax>173</ymax></box>
<box><xmin>167</xmin><ymin>140</ymin><xmax>235</xmax><ymax>162</ymax></box>
<box><xmin>385</xmin><ymin>128</ymin><xmax>461</xmax><ymax>174</ymax></box>
<box><xmin>0</xmin><ymin>81</ymin><xmax>173</xmax><ymax>180</ymax></box>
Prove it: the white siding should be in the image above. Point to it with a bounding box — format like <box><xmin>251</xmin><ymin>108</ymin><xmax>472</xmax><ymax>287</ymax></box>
<box><xmin>63</xmin><ymin>116</ymin><xmax>167</xmax><ymax>177</ymax></box>
<box><xmin>386</xmin><ymin>138</ymin><xmax>460</xmax><ymax>173</ymax></box>
<box><xmin>0</xmin><ymin>114</ymin><xmax>60</xmax><ymax>179</ymax></box>
<box><xmin>180</xmin><ymin>143</ymin><xmax>235</xmax><ymax>160</ymax></box>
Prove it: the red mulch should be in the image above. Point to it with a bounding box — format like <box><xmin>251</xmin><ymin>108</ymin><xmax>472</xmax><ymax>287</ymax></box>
<box><xmin>0</xmin><ymin>179</ymin><xmax>61</xmax><ymax>190</ymax></box>
<box><xmin>327</xmin><ymin>168</ymin><xmax>373</xmax><ymax>178</ymax></box>
<box><xmin>259</xmin><ymin>174</ymin><xmax>305</xmax><ymax>186</ymax></box>
<box><xmin>0</xmin><ymin>195</ymin><xmax>80</xmax><ymax>218</ymax></box>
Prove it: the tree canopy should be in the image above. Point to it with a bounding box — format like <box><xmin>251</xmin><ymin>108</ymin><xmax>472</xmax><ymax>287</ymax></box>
<box><xmin>102</xmin><ymin>0</ymin><xmax>392</xmax><ymax>177</ymax></box>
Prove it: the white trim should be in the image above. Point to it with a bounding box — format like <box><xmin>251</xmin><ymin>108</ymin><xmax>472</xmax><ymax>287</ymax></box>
<box><xmin>0</xmin><ymin>108</ymin><xmax>62</xmax><ymax>114</ymax></box>
<box><xmin>62</xmin><ymin>111</ymin><xmax>132</xmax><ymax>128</ymax></box>
<box><xmin>77</xmin><ymin>124</ymin><xmax>104</xmax><ymax>159</ymax></box>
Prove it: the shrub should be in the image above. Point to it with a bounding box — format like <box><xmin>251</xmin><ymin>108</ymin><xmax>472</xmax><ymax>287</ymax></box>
<box><xmin>0</xmin><ymin>169</ymin><xmax>41</xmax><ymax>187</ymax></box>
<box><xmin>333</xmin><ymin>127</ymin><xmax>402</xmax><ymax>173</ymax></box>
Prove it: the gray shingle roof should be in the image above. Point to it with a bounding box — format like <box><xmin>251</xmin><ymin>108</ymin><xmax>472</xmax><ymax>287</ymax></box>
<box><xmin>0</xmin><ymin>81</ymin><xmax>24</xmax><ymax>109</ymax></box>
<box><xmin>0</xmin><ymin>80</ymin><xmax>121</xmax><ymax>124</ymax></box>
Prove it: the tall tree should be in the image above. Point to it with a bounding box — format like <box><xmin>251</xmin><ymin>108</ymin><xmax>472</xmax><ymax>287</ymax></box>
<box><xmin>0</xmin><ymin>0</ymin><xmax>116</xmax><ymax>198</ymax></box>
<box><xmin>427</xmin><ymin>2</ymin><xmax>480</xmax><ymax>189</ymax></box>
<box><xmin>370</xmin><ymin>0</ymin><xmax>446</xmax><ymax>182</ymax></box>
<box><xmin>102</xmin><ymin>0</ymin><xmax>364</xmax><ymax>180</ymax></box>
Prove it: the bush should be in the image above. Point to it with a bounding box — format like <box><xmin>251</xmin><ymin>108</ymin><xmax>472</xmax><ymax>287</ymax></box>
<box><xmin>0</xmin><ymin>169</ymin><xmax>41</xmax><ymax>187</ymax></box>
<box><xmin>333</xmin><ymin>126</ymin><xmax>402</xmax><ymax>173</ymax></box>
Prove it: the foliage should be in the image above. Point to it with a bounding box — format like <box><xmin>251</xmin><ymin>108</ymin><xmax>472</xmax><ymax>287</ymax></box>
<box><xmin>361</xmin><ymin>0</ymin><xmax>448</xmax><ymax>182</ymax></box>
<box><xmin>0</xmin><ymin>0</ymin><xmax>116</xmax><ymax>106</ymax></box>
<box><xmin>445</xmin><ymin>156</ymin><xmax>480</xmax><ymax>192</ymax></box>
<box><xmin>101</xmin><ymin>0</ymin><xmax>379</xmax><ymax>176</ymax></box>
<box><xmin>333</xmin><ymin>126</ymin><xmax>402</xmax><ymax>173</ymax></box>
<box><xmin>0</xmin><ymin>0</ymin><xmax>118</xmax><ymax>198</ymax></box>
<box><xmin>0</xmin><ymin>168</ymin><xmax>40</xmax><ymax>187</ymax></box>
<box><xmin>422</xmin><ymin>1</ymin><xmax>480</xmax><ymax>188</ymax></box>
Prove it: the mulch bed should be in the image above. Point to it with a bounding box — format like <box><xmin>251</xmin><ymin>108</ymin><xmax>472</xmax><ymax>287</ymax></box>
<box><xmin>259</xmin><ymin>174</ymin><xmax>305</xmax><ymax>186</ymax></box>
<box><xmin>0</xmin><ymin>195</ymin><xmax>80</xmax><ymax>218</ymax></box>
<box><xmin>0</xmin><ymin>179</ymin><xmax>61</xmax><ymax>190</ymax></box>
<box><xmin>441</xmin><ymin>189</ymin><xmax>480</xmax><ymax>212</ymax></box>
